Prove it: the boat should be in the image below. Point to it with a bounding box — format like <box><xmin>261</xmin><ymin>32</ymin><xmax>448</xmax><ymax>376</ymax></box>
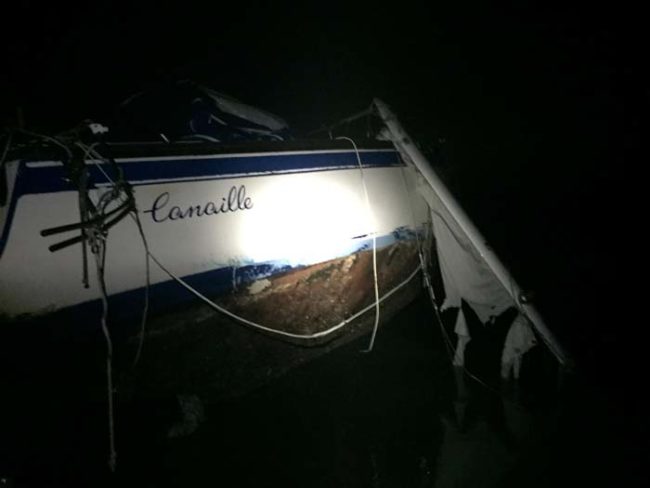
<box><xmin>1</xmin><ymin>82</ymin><xmax>568</xmax><ymax>361</ymax></box>
<box><xmin>1</xmin><ymin>83</ymin><xmax>571</xmax><ymax>473</ymax></box>
<box><xmin>0</xmin><ymin>84</ymin><xmax>430</xmax><ymax>345</ymax></box>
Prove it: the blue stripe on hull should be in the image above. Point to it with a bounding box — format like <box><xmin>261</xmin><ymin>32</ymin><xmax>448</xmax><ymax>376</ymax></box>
<box><xmin>0</xmin><ymin>149</ymin><xmax>402</xmax><ymax>258</ymax></box>
<box><xmin>21</xmin><ymin>150</ymin><xmax>401</xmax><ymax>195</ymax></box>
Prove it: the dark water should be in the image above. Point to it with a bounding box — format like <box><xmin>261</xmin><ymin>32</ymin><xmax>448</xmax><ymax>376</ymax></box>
<box><xmin>1</xmin><ymin>293</ymin><xmax>645</xmax><ymax>487</ymax></box>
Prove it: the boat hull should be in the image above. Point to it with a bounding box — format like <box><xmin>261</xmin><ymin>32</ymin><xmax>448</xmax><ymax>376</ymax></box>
<box><xmin>0</xmin><ymin>143</ymin><xmax>429</xmax><ymax>340</ymax></box>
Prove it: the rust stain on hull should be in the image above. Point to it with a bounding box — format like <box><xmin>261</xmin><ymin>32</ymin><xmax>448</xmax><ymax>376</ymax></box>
<box><xmin>219</xmin><ymin>241</ymin><xmax>421</xmax><ymax>342</ymax></box>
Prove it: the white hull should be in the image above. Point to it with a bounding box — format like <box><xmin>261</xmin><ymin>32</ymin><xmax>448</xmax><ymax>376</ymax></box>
<box><xmin>0</xmin><ymin>144</ymin><xmax>429</xmax><ymax>331</ymax></box>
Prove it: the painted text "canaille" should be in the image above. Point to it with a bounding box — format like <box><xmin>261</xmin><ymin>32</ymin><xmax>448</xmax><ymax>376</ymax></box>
<box><xmin>143</xmin><ymin>185</ymin><xmax>253</xmax><ymax>222</ymax></box>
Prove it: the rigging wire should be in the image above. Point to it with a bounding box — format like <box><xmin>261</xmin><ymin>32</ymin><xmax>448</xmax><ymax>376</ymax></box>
<box><xmin>1</xmin><ymin>132</ymin><xmax>13</xmax><ymax>206</ymax></box>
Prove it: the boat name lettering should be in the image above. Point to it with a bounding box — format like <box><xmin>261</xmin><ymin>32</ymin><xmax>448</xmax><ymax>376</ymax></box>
<box><xmin>143</xmin><ymin>185</ymin><xmax>253</xmax><ymax>222</ymax></box>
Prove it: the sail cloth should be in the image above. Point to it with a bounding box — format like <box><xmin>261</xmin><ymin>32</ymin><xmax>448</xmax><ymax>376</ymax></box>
<box><xmin>432</xmin><ymin>211</ymin><xmax>512</xmax><ymax>321</ymax></box>
<box><xmin>374</xmin><ymin>99</ymin><xmax>566</xmax><ymax>367</ymax></box>
<box><xmin>112</xmin><ymin>80</ymin><xmax>291</xmax><ymax>143</ymax></box>
<box><xmin>501</xmin><ymin>313</ymin><xmax>537</xmax><ymax>379</ymax></box>
<box><xmin>417</xmin><ymin>177</ymin><xmax>512</xmax><ymax>318</ymax></box>
<box><xmin>416</xmin><ymin>175</ymin><xmax>536</xmax><ymax>369</ymax></box>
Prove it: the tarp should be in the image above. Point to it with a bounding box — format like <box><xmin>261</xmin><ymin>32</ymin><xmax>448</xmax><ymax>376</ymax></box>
<box><xmin>112</xmin><ymin>80</ymin><xmax>291</xmax><ymax>143</ymax></box>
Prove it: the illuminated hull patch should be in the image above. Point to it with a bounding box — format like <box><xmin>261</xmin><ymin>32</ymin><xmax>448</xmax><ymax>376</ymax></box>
<box><xmin>1</xmin><ymin>147</ymin><xmax>429</xmax><ymax>328</ymax></box>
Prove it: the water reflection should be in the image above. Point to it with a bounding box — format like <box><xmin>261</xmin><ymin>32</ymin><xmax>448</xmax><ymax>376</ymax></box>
<box><xmin>1</xmin><ymin>296</ymin><xmax>570</xmax><ymax>487</ymax></box>
<box><xmin>434</xmin><ymin>368</ymin><xmax>528</xmax><ymax>487</ymax></box>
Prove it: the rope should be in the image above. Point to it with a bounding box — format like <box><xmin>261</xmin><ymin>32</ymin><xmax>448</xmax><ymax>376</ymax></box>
<box><xmin>81</xmin><ymin>150</ymin><xmax>124</xmax><ymax>472</ymax></box>
<box><xmin>1</xmin><ymin>132</ymin><xmax>13</xmax><ymax>206</ymax></box>
<box><xmin>130</xmin><ymin>208</ymin><xmax>151</xmax><ymax>367</ymax></box>
<box><xmin>335</xmin><ymin>136</ymin><xmax>381</xmax><ymax>352</ymax></box>
<box><xmin>76</xmin><ymin>142</ymin><xmax>151</xmax><ymax>368</ymax></box>
<box><xmin>90</xmin><ymin>233</ymin><xmax>117</xmax><ymax>472</ymax></box>
<box><xmin>0</xmin><ymin>132</ymin><xmax>11</xmax><ymax>163</ymax></box>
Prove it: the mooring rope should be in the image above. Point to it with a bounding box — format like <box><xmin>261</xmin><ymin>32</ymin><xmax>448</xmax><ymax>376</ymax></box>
<box><xmin>335</xmin><ymin>136</ymin><xmax>381</xmax><ymax>352</ymax></box>
<box><xmin>90</xmin><ymin>230</ymin><xmax>117</xmax><ymax>472</ymax></box>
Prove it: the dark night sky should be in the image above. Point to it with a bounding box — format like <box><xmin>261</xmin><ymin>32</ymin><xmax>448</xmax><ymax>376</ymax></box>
<box><xmin>0</xmin><ymin>1</ymin><xmax>643</xmax><ymax>367</ymax></box>
<box><xmin>1</xmin><ymin>2</ymin><xmax>638</xmax><ymax>130</ymax></box>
